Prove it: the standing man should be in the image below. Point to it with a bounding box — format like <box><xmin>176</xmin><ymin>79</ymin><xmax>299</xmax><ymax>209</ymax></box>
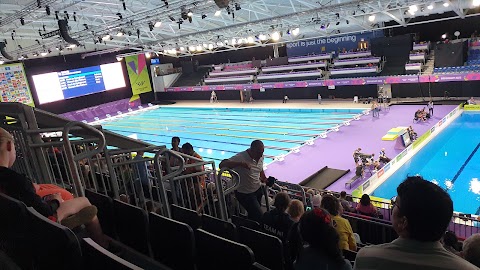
<box><xmin>219</xmin><ymin>140</ymin><xmax>267</xmax><ymax>222</ymax></box>
<box><xmin>428</xmin><ymin>100</ymin><xmax>434</xmax><ymax>116</ymax></box>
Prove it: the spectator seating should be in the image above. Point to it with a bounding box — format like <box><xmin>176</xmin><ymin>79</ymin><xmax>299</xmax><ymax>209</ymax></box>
<box><xmin>195</xmin><ymin>229</ymin><xmax>256</xmax><ymax>270</ymax></box>
<box><xmin>433</xmin><ymin>65</ymin><xmax>480</xmax><ymax>74</ymax></box>
<box><xmin>209</xmin><ymin>68</ymin><xmax>258</xmax><ymax>77</ymax></box>
<box><xmin>231</xmin><ymin>215</ymin><xmax>262</xmax><ymax>231</ymax></box>
<box><xmin>201</xmin><ymin>214</ymin><xmax>237</xmax><ymax>241</ymax></box>
<box><xmin>113</xmin><ymin>199</ymin><xmax>151</xmax><ymax>255</ymax></box>
<box><xmin>338</xmin><ymin>51</ymin><xmax>372</xmax><ymax>59</ymax></box>
<box><xmin>288</xmin><ymin>53</ymin><xmax>332</xmax><ymax>63</ymax></box>
<box><xmin>204</xmin><ymin>75</ymin><xmax>254</xmax><ymax>84</ymax></box>
<box><xmin>262</xmin><ymin>62</ymin><xmax>326</xmax><ymax>73</ymax></box>
<box><xmin>149</xmin><ymin>212</ymin><xmax>196</xmax><ymax>270</ymax></box>
<box><xmin>257</xmin><ymin>70</ymin><xmax>322</xmax><ymax>82</ymax></box>
<box><xmin>409</xmin><ymin>52</ymin><xmax>426</xmax><ymax>62</ymax></box>
<box><xmin>413</xmin><ymin>42</ymin><xmax>429</xmax><ymax>51</ymax></box>
<box><xmin>238</xmin><ymin>226</ymin><xmax>285</xmax><ymax>270</ymax></box>
<box><xmin>467</xmin><ymin>59</ymin><xmax>480</xmax><ymax>65</ymax></box>
<box><xmin>81</xmin><ymin>238</ymin><xmax>142</xmax><ymax>269</ymax></box>
<box><xmin>0</xmin><ymin>192</ymin><xmax>35</xmax><ymax>269</ymax></box>
<box><xmin>332</xmin><ymin>57</ymin><xmax>381</xmax><ymax>67</ymax></box>
<box><xmin>330</xmin><ymin>67</ymin><xmax>379</xmax><ymax>78</ymax></box>
<box><xmin>85</xmin><ymin>188</ymin><xmax>117</xmax><ymax>238</ymax></box>
<box><xmin>405</xmin><ymin>62</ymin><xmax>423</xmax><ymax>74</ymax></box>
<box><xmin>27</xmin><ymin>206</ymin><xmax>83</xmax><ymax>270</ymax></box>
<box><xmin>171</xmin><ymin>204</ymin><xmax>202</xmax><ymax>229</ymax></box>
<box><xmin>342</xmin><ymin>212</ymin><xmax>398</xmax><ymax>245</ymax></box>
<box><xmin>223</xmin><ymin>62</ymin><xmax>253</xmax><ymax>71</ymax></box>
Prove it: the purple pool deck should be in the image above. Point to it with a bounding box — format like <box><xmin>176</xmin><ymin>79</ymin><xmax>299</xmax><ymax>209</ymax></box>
<box><xmin>61</xmin><ymin>98</ymin><xmax>141</xmax><ymax>122</ymax></box>
<box><xmin>265</xmin><ymin>104</ymin><xmax>458</xmax><ymax>192</ymax></box>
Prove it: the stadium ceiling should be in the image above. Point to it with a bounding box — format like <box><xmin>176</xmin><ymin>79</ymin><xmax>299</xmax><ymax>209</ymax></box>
<box><xmin>0</xmin><ymin>0</ymin><xmax>479</xmax><ymax>60</ymax></box>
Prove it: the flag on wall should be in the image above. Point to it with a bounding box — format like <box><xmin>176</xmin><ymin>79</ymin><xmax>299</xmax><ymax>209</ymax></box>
<box><xmin>125</xmin><ymin>54</ymin><xmax>152</xmax><ymax>101</ymax></box>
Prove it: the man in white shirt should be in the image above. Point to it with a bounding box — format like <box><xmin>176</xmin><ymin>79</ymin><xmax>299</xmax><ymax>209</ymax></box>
<box><xmin>219</xmin><ymin>140</ymin><xmax>267</xmax><ymax>222</ymax></box>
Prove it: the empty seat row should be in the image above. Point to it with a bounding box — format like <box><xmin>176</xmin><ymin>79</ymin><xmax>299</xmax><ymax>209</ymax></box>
<box><xmin>86</xmin><ymin>189</ymin><xmax>277</xmax><ymax>270</ymax></box>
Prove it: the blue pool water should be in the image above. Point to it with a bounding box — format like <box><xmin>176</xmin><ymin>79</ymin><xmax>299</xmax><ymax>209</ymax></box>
<box><xmin>100</xmin><ymin>107</ymin><xmax>364</xmax><ymax>165</ymax></box>
<box><xmin>372</xmin><ymin>112</ymin><xmax>480</xmax><ymax>215</ymax></box>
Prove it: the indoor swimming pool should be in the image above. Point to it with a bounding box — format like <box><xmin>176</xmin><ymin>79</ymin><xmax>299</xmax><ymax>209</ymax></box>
<box><xmin>99</xmin><ymin>106</ymin><xmax>364</xmax><ymax>165</ymax></box>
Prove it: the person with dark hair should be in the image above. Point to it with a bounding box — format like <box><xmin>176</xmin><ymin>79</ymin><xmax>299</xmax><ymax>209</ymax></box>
<box><xmin>294</xmin><ymin>209</ymin><xmax>352</xmax><ymax>270</ymax></box>
<box><xmin>219</xmin><ymin>140</ymin><xmax>269</xmax><ymax>222</ymax></box>
<box><xmin>442</xmin><ymin>231</ymin><xmax>461</xmax><ymax>256</ymax></box>
<box><xmin>321</xmin><ymin>194</ymin><xmax>357</xmax><ymax>251</ymax></box>
<box><xmin>169</xmin><ymin>136</ymin><xmax>181</xmax><ymax>167</ymax></box>
<box><xmin>354</xmin><ymin>176</ymin><xmax>478</xmax><ymax>270</ymax></box>
<box><xmin>356</xmin><ymin>194</ymin><xmax>377</xmax><ymax>217</ymax></box>
<box><xmin>339</xmin><ymin>191</ymin><xmax>354</xmax><ymax>212</ymax></box>
<box><xmin>181</xmin><ymin>143</ymin><xmax>205</xmax><ymax>211</ymax></box>
<box><xmin>262</xmin><ymin>192</ymin><xmax>294</xmax><ymax>242</ymax></box>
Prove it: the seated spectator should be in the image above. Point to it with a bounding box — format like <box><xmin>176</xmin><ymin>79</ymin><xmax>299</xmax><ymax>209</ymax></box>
<box><xmin>312</xmin><ymin>194</ymin><xmax>322</xmax><ymax>209</ymax></box>
<box><xmin>294</xmin><ymin>209</ymin><xmax>352</xmax><ymax>270</ymax></box>
<box><xmin>408</xmin><ymin>126</ymin><xmax>418</xmax><ymax>140</ymax></box>
<box><xmin>262</xmin><ymin>192</ymin><xmax>294</xmax><ymax>242</ymax></box>
<box><xmin>468</xmin><ymin>97</ymin><xmax>477</xmax><ymax>105</ymax></box>
<box><xmin>0</xmin><ymin>127</ymin><xmax>109</xmax><ymax>248</ymax></box>
<box><xmin>442</xmin><ymin>231</ymin><xmax>461</xmax><ymax>256</ymax></box>
<box><xmin>354</xmin><ymin>176</ymin><xmax>478</xmax><ymax>270</ymax></box>
<box><xmin>181</xmin><ymin>143</ymin><xmax>206</xmax><ymax>211</ymax></box>
<box><xmin>461</xmin><ymin>233</ymin><xmax>480</xmax><ymax>267</ymax></box>
<box><xmin>0</xmin><ymin>250</ymin><xmax>20</xmax><ymax>270</ymax></box>
<box><xmin>379</xmin><ymin>148</ymin><xmax>391</xmax><ymax>163</ymax></box>
<box><xmin>321</xmin><ymin>195</ymin><xmax>357</xmax><ymax>251</ymax></box>
<box><xmin>339</xmin><ymin>191</ymin><xmax>354</xmax><ymax>212</ymax></box>
<box><xmin>287</xmin><ymin>199</ymin><xmax>305</xmax><ymax>223</ymax></box>
<box><xmin>356</xmin><ymin>194</ymin><xmax>378</xmax><ymax>217</ymax></box>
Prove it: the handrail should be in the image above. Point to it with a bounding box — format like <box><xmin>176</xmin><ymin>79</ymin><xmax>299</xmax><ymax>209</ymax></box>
<box><xmin>219</xmin><ymin>168</ymin><xmax>240</xmax><ymax>195</ymax></box>
<box><xmin>62</xmin><ymin>121</ymin><xmax>107</xmax><ymax>197</ymax></box>
<box><xmin>216</xmin><ymin>168</ymin><xmax>240</xmax><ymax>220</ymax></box>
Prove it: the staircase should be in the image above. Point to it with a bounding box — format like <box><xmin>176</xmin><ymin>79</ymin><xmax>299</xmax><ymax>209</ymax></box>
<box><xmin>172</xmin><ymin>67</ymin><xmax>210</xmax><ymax>87</ymax></box>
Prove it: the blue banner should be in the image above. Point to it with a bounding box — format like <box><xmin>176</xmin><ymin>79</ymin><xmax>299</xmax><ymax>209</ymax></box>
<box><xmin>286</xmin><ymin>30</ymin><xmax>384</xmax><ymax>57</ymax></box>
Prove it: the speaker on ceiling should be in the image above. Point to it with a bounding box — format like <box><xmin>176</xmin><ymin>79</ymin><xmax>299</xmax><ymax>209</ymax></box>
<box><xmin>214</xmin><ymin>0</ymin><xmax>230</xmax><ymax>8</ymax></box>
<box><xmin>0</xmin><ymin>42</ymin><xmax>13</xmax><ymax>60</ymax></box>
<box><xmin>58</xmin><ymin>19</ymin><xmax>81</xmax><ymax>46</ymax></box>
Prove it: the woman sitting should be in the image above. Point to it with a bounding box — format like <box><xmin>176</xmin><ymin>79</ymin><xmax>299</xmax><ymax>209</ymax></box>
<box><xmin>356</xmin><ymin>194</ymin><xmax>378</xmax><ymax>217</ymax></box>
<box><xmin>293</xmin><ymin>209</ymin><xmax>352</xmax><ymax>270</ymax></box>
<box><xmin>321</xmin><ymin>195</ymin><xmax>357</xmax><ymax>251</ymax></box>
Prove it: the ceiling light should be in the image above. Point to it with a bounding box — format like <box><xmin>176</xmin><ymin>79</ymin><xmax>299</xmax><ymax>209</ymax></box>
<box><xmin>408</xmin><ymin>9</ymin><xmax>415</xmax><ymax>15</ymax></box>
<box><xmin>473</xmin><ymin>0</ymin><xmax>480</xmax><ymax>7</ymax></box>
<box><xmin>368</xmin><ymin>15</ymin><xmax>375</xmax><ymax>22</ymax></box>
<box><xmin>154</xmin><ymin>21</ymin><xmax>162</xmax><ymax>27</ymax></box>
<box><xmin>215</xmin><ymin>10</ymin><xmax>221</xmax><ymax>16</ymax></box>
<box><xmin>145</xmin><ymin>52</ymin><xmax>151</xmax><ymax>58</ymax></box>
<box><xmin>208</xmin><ymin>44</ymin><xmax>214</xmax><ymax>49</ymax></box>
<box><xmin>179</xmin><ymin>47</ymin><xmax>185</xmax><ymax>51</ymax></box>
<box><xmin>292</xmin><ymin>27</ymin><xmax>300</xmax><ymax>36</ymax></box>
<box><xmin>409</xmin><ymin>5</ymin><xmax>418</xmax><ymax>12</ymax></box>
<box><xmin>231</xmin><ymin>38</ymin><xmax>237</xmax><ymax>45</ymax></box>
<box><xmin>272</xmin><ymin>31</ymin><xmax>280</xmax><ymax>41</ymax></box>
<box><xmin>0</xmin><ymin>60</ymin><xmax>4</xmax><ymax>65</ymax></box>
<box><xmin>67</xmin><ymin>44</ymin><xmax>76</xmax><ymax>49</ymax></box>
<box><xmin>443</xmin><ymin>2</ymin><xmax>449</xmax><ymax>7</ymax></box>
<box><xmin>102</xmin><ymin>34</ymin><xmax>111</xmax><ymax>41</ymax></box>
<box><xmin>441</xmin><ymin>33</ymin><xmax>447</xmax><ymax>39</ymax></box>
<box><xmin>116</xmin><ymin>31</ymin><xmax>124</xmax><ymax>36</ymax></box>
<box><xmin>189</xmin><ymin>46</ymin><xmax>196</xmax><ymax>52</ymax></box>
<box><xmin>247</xmin><ymin>36</ymin><xmax>255</xmax><ymax>44</ymax></box>
<box><xmin>427</xmin><ymin>4</ymin><xmax>434</xmax><ymax>9</ymax></box>
<box><xmin>259</xmin><ymin>34</ymin><xmax>267</xmax><ymax>41</ymax></box>
<box><xmin>187</xmin><ymin>11</ymin><xmax>193</xmax><ymax>17</ymax></box>
<box><xmin>40</xmin><ymin>52</ymin><xmax>48</xmax><ymax>56</ymax></box>
<box><xmin>196</xmin><ymin>45</ymin><xmax>203</xmax><ymax>51</ymax></box>
<box><xmin>116</xmin><ymin>56</ymin><xmax>123</xmax><ymax>61</ymax></box>
<box><xmin>237</xmin><ymin>38</ymin><xmax>244</xmax><ymax>45</ymax></box>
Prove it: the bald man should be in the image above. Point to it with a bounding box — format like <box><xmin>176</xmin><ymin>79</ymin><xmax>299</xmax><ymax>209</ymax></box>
<box><xmin>219</xmin><ymin>140</ymin><xmax>268</xmax><ymax>222</ymax></box>
<box><xmin>0</xmin><ymin>127</ymin><xmax>108</xmax><ymax>248</ymax></box>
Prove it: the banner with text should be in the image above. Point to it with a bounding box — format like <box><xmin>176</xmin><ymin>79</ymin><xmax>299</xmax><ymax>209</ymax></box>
<box><xmin>0</xmin><ymin>63</ymin><xmax>34</xmax><ymax>107</ymax></box>
<box><xmin>286</xmin><ymin>30</ymin><xmax>384</xmax><ymax>57</ymax></box>
<box><xmin>126</xmin><ymin>54</ymin><xmax>152</xmax><ymax>100</ymax></box>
